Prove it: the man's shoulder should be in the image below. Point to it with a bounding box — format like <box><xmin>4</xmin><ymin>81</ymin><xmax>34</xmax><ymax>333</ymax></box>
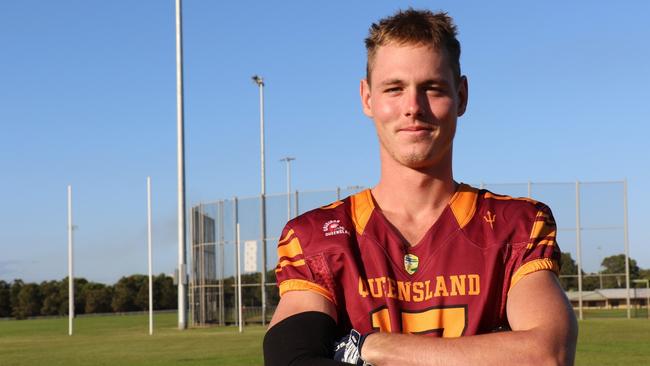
<box><xmin>477</xmin><ymin>188</ymin><xmax>552</xmax><ymax>220</ymax></box>
<box><xmin>283</xmin><ymin>195</ymin><xmax>358</xmax><ymax>250</ymax></box>
<box><xmin>461</xmin><ymin>184</ymin><xmax>555</xmax><ymax>244</ymax></box>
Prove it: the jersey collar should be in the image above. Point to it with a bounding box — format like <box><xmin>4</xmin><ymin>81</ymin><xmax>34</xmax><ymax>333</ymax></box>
<box><xmin>350</xmin><ymin>183</ymin><xmax>479</xmax><ymax>235</ymax></box>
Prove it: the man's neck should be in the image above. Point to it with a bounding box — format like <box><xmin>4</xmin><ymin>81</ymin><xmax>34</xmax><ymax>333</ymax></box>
<box><xmin>372</xmin><ymin>156</ymin><xmax>456</xmax><ymax>218</ymax></box>
<box><xmin>370</xmin><ymin>155</ymin><xmax>456</xmax><ymax>247</ymax></box>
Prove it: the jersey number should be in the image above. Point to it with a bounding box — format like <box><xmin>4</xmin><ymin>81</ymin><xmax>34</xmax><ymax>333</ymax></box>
<box><xmin>371</xmin><ymin>305</ymin><xmax>468</xmax><ymax>337</ymax></box>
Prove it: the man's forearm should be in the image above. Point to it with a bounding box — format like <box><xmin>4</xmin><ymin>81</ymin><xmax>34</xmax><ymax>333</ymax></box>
<box><xmin>362</xmin><ymin>326</ymin><xmax>576</xmax><ymax>366</ymax></box>
<box><xmin>357</xmin><ymin>271</ymin><xmax>577</xmax><ymax>366</ymax></box>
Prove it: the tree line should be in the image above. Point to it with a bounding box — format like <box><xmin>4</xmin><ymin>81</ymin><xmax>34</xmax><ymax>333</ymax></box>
<box><xmin>559</xmin><ymin>253</ymin><xmax>650</xmax><ymax>291</ymax></box>
<box><xmin>0</xmin><ymin>274</ymin><xmax>176</xmax><ymax>320</ymax></box>
<box><xmin>2</xmin><ymin>255</ymin><xmax>648</xmax><ymax>319</ymax></box>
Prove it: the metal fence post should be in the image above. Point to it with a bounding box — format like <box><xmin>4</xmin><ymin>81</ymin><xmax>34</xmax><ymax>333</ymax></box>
<box><xmin>295</xmin><ymin>190</ymin><xmax>300</xmax><ymax>217</ymax></box>
<box><xmin>624</xmin><ymin>179</ymin><xmax>631</xmax><ymax>319</ymax></box>
<box><xmin>218</xmin><ymin>200</ymin><xmax>225</xmax><ymax>326</ymax></box>
<box><xmin>576</xmin><ymin>181</ymin><xmax>583</xmax><ymax>320</ymax></box>
<box><xmin>236</xmin><ymin>222</ymin><xmax>243</xmax><ymax>333</ymax></box>
<box><xmin>233</xmin><ymin>197</ymin><xmax>239</xmax><ymax>326</ymax></box>
<box><xmin>67</xmin><ymin>185</ymin><xmax>74</xmax><ymax>336</ymax></box>
<box><xmin>188</xmin><ymin>206</ymin><xmax>194</xmax><ymax>327</ymax></box>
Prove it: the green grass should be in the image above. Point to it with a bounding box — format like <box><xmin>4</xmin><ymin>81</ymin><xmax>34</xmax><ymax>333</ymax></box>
<box><xmin>577</xmin><ymin>318</ymin><xmax>650</xmax><ymax>365</ymax></box>
<box><xmin>579</xmin><ymin>308</ymin><xmax>649</xmax><ymax>318</ymax></box>
<box><xmin>1</xmin><ymin>313</ymin><xmax>649</xmax><ymax>365</ymax></box>
<box><xmin>0</xmin><ymin>313</ymin><xmax>264</xmax><ymax>366</ymax></box>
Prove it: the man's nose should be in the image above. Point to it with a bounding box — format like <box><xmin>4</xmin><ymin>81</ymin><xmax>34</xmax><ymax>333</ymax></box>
<box><xmin>404</xmin><ymin>89</ymin><xmax>426</xmax><ymax>118</ymax></box>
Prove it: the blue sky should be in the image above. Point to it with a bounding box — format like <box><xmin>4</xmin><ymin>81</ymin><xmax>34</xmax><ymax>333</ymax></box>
<box><xmin>1</xmin><ymin>1</ymin><xmax>648</xmax><ymax>284</ymax></box>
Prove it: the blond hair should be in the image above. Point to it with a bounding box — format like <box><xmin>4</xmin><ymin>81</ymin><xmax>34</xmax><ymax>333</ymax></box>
<box><xmin>365</xmin><ymin>9</ymin><xmax>461</xmax><ymax>84</ymax></box>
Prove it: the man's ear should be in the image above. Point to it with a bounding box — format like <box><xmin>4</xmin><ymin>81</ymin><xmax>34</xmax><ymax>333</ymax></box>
<box><xmin>360</xmin><ymin>79</ymin><xmax>373</xmax><ymax>118</ymax></box>
<box><xmin>457</xmin><ymin>75</ymin><xmax>468</xmax><ymax>117</ymax></box>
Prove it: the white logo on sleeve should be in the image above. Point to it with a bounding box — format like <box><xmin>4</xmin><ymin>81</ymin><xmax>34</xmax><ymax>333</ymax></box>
<box><xmin>323</xmin><ymin>220</ymin><xmax>350</xmax><ymax>237</ymax></box>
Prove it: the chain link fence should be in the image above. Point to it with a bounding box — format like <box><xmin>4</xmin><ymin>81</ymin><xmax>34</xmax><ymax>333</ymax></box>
<box><xmin>189</xmin><ymin>186</ymin><xmax>365</xmax><ymax>326</ymax></box>
<box><xmin>190</xmin><ymin>181</ymin><xmax>641</xmax><ymax>327</ymax></box>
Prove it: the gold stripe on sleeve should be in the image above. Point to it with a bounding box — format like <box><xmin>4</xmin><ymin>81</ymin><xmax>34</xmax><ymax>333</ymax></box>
<box><xmin>279</xmin><ymin>279</ymin><xmax>335</xmax><ymax>304</ymax></box>
<box><xmin>529</xmin><ymin>211</ymin><xmax>555</xmax><ymax>240</ymax></box>
<box><xmin>527</xmin><ymin>211</ymin><xmax>557</xmax><ymax>249</ymax></box>
<box><xmin>277</xmin><ymin>237</ymin><xmax>303</xmax><ymax>259</ymax></box>
<box><xmin>509</xmin><ymin>258</ymin><xmax>559</xmax><ymax>292</ymax></box>
<box><xmin>275</xmin><ymin>259</ymin><xmax>306</xmax><ymax>273</ymax></box>
<box><xmin>278</xmin><ymin>229</ymin><xmax>295</xmax><ymax>245</ymax></box>
<box><xmin>527</xmin><ymin>238</ymin><xmax>556</xmax><ymax>249</ymax></box>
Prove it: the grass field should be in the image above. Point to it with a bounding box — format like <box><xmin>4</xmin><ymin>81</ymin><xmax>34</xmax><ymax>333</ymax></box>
<box><xmin>0</xmin><ymin>313</ymin><xmax>263</xmax><ymax>366</ymax></box>
<box><xmin>1</xmin><ymin>313</ymin><xmax>649</xmax><ymax>365</ymax></box>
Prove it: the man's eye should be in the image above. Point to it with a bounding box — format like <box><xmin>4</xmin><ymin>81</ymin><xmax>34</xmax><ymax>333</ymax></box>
<box><xmin>385</xmin><ymin>87</ymin><xmax>402</xmax><ymax>93</ymax></box>
<box><xmin>424</xmin><ymin>86</ymin><xmax>444</xmax><ymax>93</ymax></box>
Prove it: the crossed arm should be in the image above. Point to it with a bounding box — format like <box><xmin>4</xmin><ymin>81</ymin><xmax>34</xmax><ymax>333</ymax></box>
<box><xmin>266</xmin><ymin>270</ymin><xmax>577</xmax><ymax>366</ymax></box>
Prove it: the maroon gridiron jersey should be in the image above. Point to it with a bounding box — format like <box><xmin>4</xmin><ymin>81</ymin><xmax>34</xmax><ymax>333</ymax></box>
<box><xmin>274</xmin><ymin>183</ymin><xmax>561</xmax><ymax>337</ymax></box>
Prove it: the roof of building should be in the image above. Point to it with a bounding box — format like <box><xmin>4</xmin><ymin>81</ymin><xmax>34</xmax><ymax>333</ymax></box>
<box><xmin>566</xmin><ymin>291</ymin><xmax>606</xmax><ymax>301</ymax></box>
<box><xmin>565</xmin><ymin>288</ymin><xmax>650</xmax><ymax>300</ymax></box>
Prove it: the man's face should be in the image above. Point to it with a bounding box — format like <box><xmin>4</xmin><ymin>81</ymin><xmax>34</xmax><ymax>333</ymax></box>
<box><xmin>360</xmin><ymin>43</ymin><xmax>467</xmax><ymax>170</ymax></box>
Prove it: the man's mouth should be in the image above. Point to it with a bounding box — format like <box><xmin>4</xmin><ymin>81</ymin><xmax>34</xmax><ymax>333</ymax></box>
<box><xmin>398</xmin><ymin>124</ymin><xmax>434</xmax><ymax>133</ymax></box>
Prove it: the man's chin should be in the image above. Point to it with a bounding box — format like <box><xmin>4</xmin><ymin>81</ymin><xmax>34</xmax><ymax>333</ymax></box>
<box><xmin>398</xmin><ymin>154</ymin><xmax>435</xmax><ymax>169</ymax></box>
<box><xmin>395</xmin><ymin>150</ymin><xmax>450</xmax><ymax>171</ymax></box>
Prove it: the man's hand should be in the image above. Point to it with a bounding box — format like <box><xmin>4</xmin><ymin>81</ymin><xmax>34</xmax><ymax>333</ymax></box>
<box><xmin>333</xmin><ymin>329</ymin><xmax>373</xmax><ymax>365</ymax></box>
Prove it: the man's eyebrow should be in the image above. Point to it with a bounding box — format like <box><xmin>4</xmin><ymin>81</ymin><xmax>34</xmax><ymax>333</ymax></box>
<box><xmin>378</xmin><ymin>79</ymin><xmax>404</xmax><ymax>86</ymax></box>
<box><xmin>421</xmin><ymin>78</ymin><xmax>451</xmax><ymax>86</ymax></box>
<box><xmin>377</xmin><ymin>78</ymin><xmax>451</xmax><ymax>87</ymax></box>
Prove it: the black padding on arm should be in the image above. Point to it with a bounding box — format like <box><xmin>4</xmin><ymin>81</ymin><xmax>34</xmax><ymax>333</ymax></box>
<box><xmin>264</xmin><ymin>311</ymin><xmax>346</xmax><ymax>366</ymax></box>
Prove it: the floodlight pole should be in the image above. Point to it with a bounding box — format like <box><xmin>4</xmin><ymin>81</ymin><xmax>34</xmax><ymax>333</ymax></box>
<box><xmin>147</xmin><ymin>177</ymin><xmax>154</xmax><ymax>335</ymax></box>
<box><xmin>280</xmin><ymin>157</ymin><xmax>296</xmax><ymax>221</ymax></box>
<box><xmin>175</xmin><ymin>0</ymin><xmax>188</xmax><ymax>330</ymax></box>
<box><xmin>252</xmin><ymin>74</ymin><xmax>268</xmax><ymax>325</ymax></box>
<box><xmin>67</xmin><ymin>185</ymin><xmax>74</xmax><ymax>336</ymax></box>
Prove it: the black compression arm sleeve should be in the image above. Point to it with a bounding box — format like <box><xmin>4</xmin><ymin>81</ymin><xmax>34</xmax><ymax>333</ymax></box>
<box><xmin>263</xmin><ymin>311</ymin><xmax>347</xmax><ymax>366</ymax></box>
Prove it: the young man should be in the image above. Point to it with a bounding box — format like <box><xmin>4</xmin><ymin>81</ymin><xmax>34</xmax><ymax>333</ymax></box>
<box><xmin>264</xmin><ymin>9</ymin><xmax>577</xmax><ymax>366</ymax></box>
